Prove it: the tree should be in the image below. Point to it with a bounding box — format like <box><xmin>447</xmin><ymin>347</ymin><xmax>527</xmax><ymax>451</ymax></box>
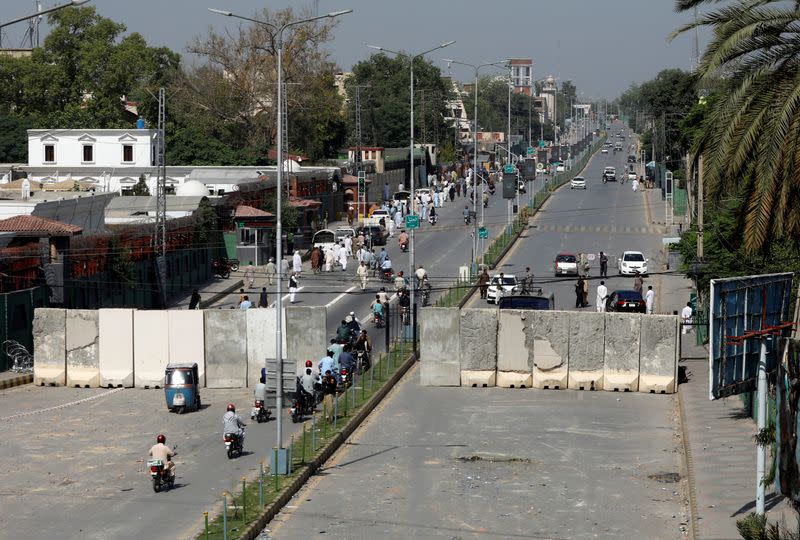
<box><xmin>131</xmin><ymin>174</ymin><xmax>150</xmax><ymax>196</ymax></box>
<box><xmin>0</xmin><ymin>114</ymin><xmax>31</xmax><ymax>163</ymax></box>
<box><xmin>465</xmin><ymin>76</ymin><xmax>543</xmax><ymax>146</ymax></box>
<box><xmin>672</xmin><ymin>0</ymin><xmax>800</xmax><ymax>252</ymax></box>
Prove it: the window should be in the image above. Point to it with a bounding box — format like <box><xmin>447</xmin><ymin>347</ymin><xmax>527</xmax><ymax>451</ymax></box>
<box><xmin>44</xmin><ymin>144</ymin><xmax>55</xmax><ymax>163</ymax></box>
<box><xmin>122</xmin><ymin>144</ymin><xmax>133</xmax><ymax>163</ymax></box>
<box><xmin>82</xmin><ymin>144</ymin><xmax>94</xmax><ymax>163</ymax></box>
<box><xmin>525</xmin><ymin>66</ymin><xmax>530</xmax><ymax>78</ymax></box>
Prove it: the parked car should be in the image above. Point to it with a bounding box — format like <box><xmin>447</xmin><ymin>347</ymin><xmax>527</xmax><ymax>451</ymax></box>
<box><xmin>312</xmin><ymin>229</ymin><xmax>336</xmax><ymax>252</ymax></box>
<box><xmin>617</xmin><ymin>251</ymin><xmax>648</xmax><ymax>275</ymax></box>
<box><xmin>555</xmin><ymin>164</ymin><xmax>565</xmax><ymax>172</ymax></box>
<box><xmin>553</xmin><ymin>253</ymin><xmax>578</xmax><ymax>276</ymax></box>
<box><xmin>606</xmin><ymin>290</ymin><xmax>646</xmax><ymax>313</ymax></box>
<box><xmin>364</xmin><ymin>209</ymin><xmax>390</xmax><ymax>227</ymax></box>
<box><xmin>357</xmin><ymin>225</ymin><xmax>388</xmax><ymax>247</ymax></box>
<box><xmin>392</xmin><ymin>190</ymin><xmax>411</xmax><ymax>208</ymax></box>
<box><xmin>570</xmin><ymin>176</ymin><xmax>586</xmax><ymax>189</ymax></box>
<box><xmin>497</xmin><ymin>290</ymin><xmax>555</xmax><ymax>310</ymax></box>
<box><xmin>486</xmin><ymin>274</ymin><xmax>517</xmax><ymax>304</ymax></box>
<box><xmin>335</xmin><ymin>227</ymin><xmax>356</xmax><ymax>243</ymax></box>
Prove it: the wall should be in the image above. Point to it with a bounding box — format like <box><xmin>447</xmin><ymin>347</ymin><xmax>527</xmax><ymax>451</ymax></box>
<box><xmin>27</xmin><ymin>129</ymin><xmax>155</xmax><ymax>168</ymax></box>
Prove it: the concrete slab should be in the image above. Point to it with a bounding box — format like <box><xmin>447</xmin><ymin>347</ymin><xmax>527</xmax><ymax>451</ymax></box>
<box><xmin>168</xmin><ymin>310</ymin><xmax>206</xmax><ymax>386</ymax></box>
<box><xmin>527</xmin><ymin>310</ymin><xmax>569</xmax><ymax>389</ymax></box>
<box><xmin>33</xmin><ymin>308</ymin><xmax>66</xmax><ymax>386</ymax></box>
<box><xmin>133</xmin><ymin>311</ymin><xmax>169</xmax><ymax>388</ymax></box>
<box><xmin>639</xmin><ymin>315</ymin><xmax>678</xmax><ymax>394</ymax></box>
<box><xmin>204</xmin><ymin>310</ymin><xmax>247</xmax><ymax>388</ymax></box>
<box><xmin>604</xmin><ymin>313</ymin><xmax>641</xmax><ymax>392</ymax></box>
<box><xmin>285</xmin><ymin>306</ymin><xmax>325</xmax><ymax>379</ymax></box>
<box><xmin>65</xmin><ymin>310</ymin><xmax>100</xmax><ymax>388</ymax></box>
<box><xmin>496</xmin><ymin>310</ymin><xmax>531</xmax><ymax>388</ymax></box>
<box><xmin>98</xmin><ymin>309</ymin><xmax>134</xmax><ymax>388</ymax></box>
<box><xmin>419</xmin><ymin>308</ymin><xmax>460</xmax><ymax>386</ymax></box>
<box><xmin>460</xmin><ymin>370</ymin><xmax>496</xmax><ymax>388</ymax></box>
<box><xmin>246</xmin><ymin>308</ymin><xmax>275</xmax><ymax>387</ymax></box>
<box><xmin>496</xmin><ymin>370</ymin><xmax>532</xmax><ymax>388</ymax></box>
<box><xmin>568</xmin><ymin>311</ymin><xmax>605</xmax><ymax>390</ymax></box>
<box><xmin>459</xmin><ymin>308</ymin><xmax>497</xmax><ymax>371</ymax></box>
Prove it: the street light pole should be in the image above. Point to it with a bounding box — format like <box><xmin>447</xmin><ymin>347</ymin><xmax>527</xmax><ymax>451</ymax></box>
<box><xmin>209</xmin><ymin>7</ymin><xmax>352</xmax><ymax>457</ymax></box>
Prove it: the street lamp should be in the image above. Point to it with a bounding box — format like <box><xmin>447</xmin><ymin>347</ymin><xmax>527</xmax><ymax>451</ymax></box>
<box><xmin>441</xmin><ymin>58</ymin><xmax>505</xmax><ymax>266</ymax></box>
<box><xmin>209</xmin><ymin>6</ymin><xmax>352</xmax><ymax>462</ymax></box>
<box><xmin>366</xmin><ymin>40</ymin><xmax>455</xmax><ymax>351</ymax></box>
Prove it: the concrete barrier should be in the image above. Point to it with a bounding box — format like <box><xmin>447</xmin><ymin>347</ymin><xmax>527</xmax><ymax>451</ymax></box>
<box><xmin>65</xmin><ymin>310</ymin><xmax>100</xmax><ymax>388</ymax></box>
<box><xmin>246</xmin><ymin>308</ymin><xmax>285</xmax><ymax>387</ymax></box>
<box><xmin>604</xmin><ymin>313</ymin><xmax>641</xmax><ymax>392</ymax></box>
<box><xmin>285</xmin><ymin>306</ymin><xmax>326</xmax><ymax>377</ymax></box>
<box><xmin>567</xmin><ymin>311</ymin><xmax>605</xmax><ymax>390</ymax></box>
<box><xmin>459</xmin><ymin>308</ymin><xmax>497</xmax><ymax>387</ymax></box>
<box><xmin>133</xmin><ymin>311</ymin><xmax>169</xmax><ymax>388</ymax></box>
<box><xmin>99</xmin><ymin>309</ymin><xmax>134</xmax><ymax>388</ymax></box>
<box><xmin>204</xmin><ymin>310</ymin><xmax>247</xmax><ymax>388</ymax></box>
<box><xmin>528</xmin><ymin>310</ymin><xmax>569</xmax><ymax>389</ymax></box>
<box><xmin>168</xmin><ymin>310</ymin><xmax>206</xmax><ymax>387</ymax></box>
<box><xmin>33</xmin><ymin>308</ymin><xmax>66</xmax><ymax>386</ymax></box>
<box><xmin>496</xmin><ymin>311</ymin><xmax>532</xmax><ymax>388</ymax></box>
<box><xmin>639</xmin><ymin>315</ymin><xmax>679</xmax><ymax>394</ymax></box>
<box><xmin>419</xmin><ymin>308</ymin><xmax>461</xmax><ymax>386</ymax></box>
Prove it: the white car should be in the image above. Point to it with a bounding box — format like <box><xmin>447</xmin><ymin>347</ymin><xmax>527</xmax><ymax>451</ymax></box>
<box><xmin>334</xmin><ymin>227</ymin><xmax>356</xmax><ymax>243</ymax></box>
<box><xmin>601</xmin><ymin>147</ymin><xmax>608</xmax><ymax>154</ymax></box>
<box><xmin>556</xmin><ymin>164</ymin><xmax>565</xmax><ymax>172</ymax></box>
<box><xmin>570</xmin><ymin>176</ymin><xmax>586</xmax><ymax>189</ymax></box>
<box><xmin>487</xmin><ymin>274</ymin><xmax>517</xmax><ymax>304</ymax></box>
<box><xmin>627</xmin><ymin>172</ymin><xmax>637</xmax><ymax>182</ymax></box>
<box><xmin>364</xmin><ymin>209</ymin><xmax>390</xmax><ymax>227</ymax></box>
<box><xmin>618</xmin><ymin>251</ymin><xmax>648</xmax><ymax>276</ymax></box>
<box><xmin>553</xmin><ymin>253</ymin><xmax>579</xmax><ymax>276</ymax></box>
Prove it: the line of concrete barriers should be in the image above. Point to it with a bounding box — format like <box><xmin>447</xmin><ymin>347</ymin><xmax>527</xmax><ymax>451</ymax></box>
<box><xmin>32</xmin><ymin>307</ymin><xmax>327</xmax><ymax>389</ymax></box>
<box><xmin>419</xmin><ymin>307</ymin><xmax>679</xmax><ymax>393</ymax></box>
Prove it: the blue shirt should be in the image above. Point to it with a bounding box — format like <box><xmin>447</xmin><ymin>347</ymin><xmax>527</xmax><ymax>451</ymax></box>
<box><xmin>318</xmin><ymin>355</ymin><xmax>335</xmax><ymax>378</ymax></box>
<box><xmin>339</xmin><ymin>351</ymin><xmax>355</xmax><ymax>373</ymax></box>
<box><xmin>328</xmin><ymin>343</ymin><xmax>343</xmax><ymax>367</ymax></box>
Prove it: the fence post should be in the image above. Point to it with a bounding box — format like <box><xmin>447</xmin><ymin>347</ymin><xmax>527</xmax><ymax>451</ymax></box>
<box><xmin>288</xmin><ymin>435</ymin><xmax>294</xmax><ymax>475</ymax></box>
<box><xmin>273</xmin><ymin>448</ymin><xmax>279</xmax><ymax>491</ymax></box>
<box><xmin>242</xmin><ymin>477</ymin><xmax>247</xmax><ymax>523</ymax></box>
<box><xmin>259</xmin><ymin>462</ymin><xmax>264</xmax><ymax>507</ymax></box>
<box><xmin>412</xmin><ymin>303</ymin><xmax>418</xmax><ymax>357</ymax></box>
<box><xmin>204</xmin><ymin>511</ymin><xmax>209</xmax><ymax>540</ymax></box>
<box><xmin>385</xmin><ymin>304</ymin><xmax>390</xmax><ymax>353</ymax></box>
<box><xmin>301</xmin><ymin>423</ymin><xmax>307</xmax><ymax>464</ymax></box>
<box><xmin>222</xmin><ymin>493</ymin><xmax>228</xmax><ymax>540</ymax></box>
<box><xmin>312</xmin><ymin>412</ymin><xmax>317</xmax><ymax>451</ymax></box>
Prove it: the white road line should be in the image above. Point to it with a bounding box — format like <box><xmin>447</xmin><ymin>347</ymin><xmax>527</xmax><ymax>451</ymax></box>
<box><xmin>269</xmin><ymin>287</ymin><xmax>304</xmax><ymax>308</ymax></box>
<box><xmin>325</xmin><ymin>285</ymin><xmax>357</xmax><ymax>308</ymax></box>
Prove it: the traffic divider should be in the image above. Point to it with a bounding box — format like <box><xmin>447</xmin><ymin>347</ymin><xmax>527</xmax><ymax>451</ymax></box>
<box><xmin>33</xmin><ymin>308</ymin><xmax>67</xmax><ymax>386</ymax></box>
<box><xmin>530</xmin><ymin>310</ymin><xmax>569</xmax><ymax>389</ymax></box>
<box><xmin>496</xmin><ymin>310</ymin><xmax>532</xmax><ymax>388</ymax></box>
<box><xmin>419</xmin><ymin>307</ymin><xmax>461</xmax><ymax>386</ymax></box>
<box><xmin>639</xmin><ymin>314</ymin><xmax>679</xmax><ymax>394</ymax></box>
<box><xmin>204</xmin><ymin>310</ymin><xmax>247</xmax><ymax>388</ymax></box>
<box><xmin>604</xmin><ymin>313</ymin><xmax>641</xmax><ymax>392</ymax></box>
<box><xmin>168</xmin><ymin>310</ymin><xmax>206</xmax><ymax>386</ymax></box>
<box><xmin>99</xmin><ymin>309</ymin><xmax>134</xmax><ymax>388</ymax></box>
<box><xmin>133</xmin><ymin>310</ymin><xmax>169</xmax><ymax>388</ymax></box>
<box><xmin>65</xmin><ymin>309</ymin><xmax>100</xmax><ymax>388</ymax></box>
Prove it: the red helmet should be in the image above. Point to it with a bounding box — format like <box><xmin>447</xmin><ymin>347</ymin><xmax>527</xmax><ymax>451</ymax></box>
<box><xmin>157</xmin><ymin>434</ymin><xmax>166</xmax><ymax>444</ymax></box>
<box><xmin>305</xmin><ymin>360</ymin><xmax>313</xmax><ymax>368</ymax></box>
<box><xmin>227</xmin><ymin>403</ymin><xmax>236</xmax><ymax>412</ymax></box>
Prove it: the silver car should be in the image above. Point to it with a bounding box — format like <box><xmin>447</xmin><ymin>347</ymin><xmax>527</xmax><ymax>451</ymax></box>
<box><xmin>570</xmin><ymin>176</ymin><xmax>586</xmax><ymax>189</ymax></box>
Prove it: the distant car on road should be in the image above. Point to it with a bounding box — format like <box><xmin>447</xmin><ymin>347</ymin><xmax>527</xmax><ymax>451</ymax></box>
<box><xmin>553</xmin><ymin>253</ymin><xmax>579</xmax><ymax>276</ymax></box>
<box><xmin>605</xmin><ymin>290</ymin><xmax>646</xmax><ymax>313</ymax></box>
<box><xmin>627</xmin><ymin>171</ymin><xmax>637</xmax><ymax>182</ymax></box>
<box><xmin>618</xmin><ymin>251</ymin><xmax>648</xmax><ymax>276</ymax></box>
<box><xmin>357</xmin><ymin>225</ymin><xmax>388</xmax><ymax>247</ymax></box>
<box><xmin>627</xmin><ymin>155</ymin><xmax>637</xmax><ymax>163</ymax></box>
<box><xmin>603</xmin><ymin>167</ymin><xmax>617</xmax><ymax>182</ymax></box>
<box><xmin>486</xmin><ymin>274</ymin><xmax>517</xmax><ymax>304</ymax></box>
<box><xmin>497</xmin><ymin>290</ymin><xmax>555</xmax><ymax>310</ymax></box>
<box><xmin>570</xmin><ymin>176</ymin><xmax>586</xmax><ymax>189</ymax></box>
<box><xmin>601</xmin><ymin>147</ymin><xmax>609</xmax><ymax>154</ymax></box>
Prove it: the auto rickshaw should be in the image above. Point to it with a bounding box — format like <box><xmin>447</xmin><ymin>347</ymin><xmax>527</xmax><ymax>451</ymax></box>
<box><xmin>164</xmin><ymin>363</ymin><xmax>201</xmax><ymax>414</ymax></box>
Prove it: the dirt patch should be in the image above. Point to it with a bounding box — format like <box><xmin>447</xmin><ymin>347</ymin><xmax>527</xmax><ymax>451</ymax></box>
<box><xmin>648</xmin><ymin>472</ymin><xmax>681</xmax><ymax>483</ymax></box>
<box><xmin>456</xmin><ymin>453</ymin><xmax>532</xmax><ymax>464</ymax></box>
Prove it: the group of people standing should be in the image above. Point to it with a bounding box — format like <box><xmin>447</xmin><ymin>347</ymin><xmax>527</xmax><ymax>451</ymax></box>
<box><xmin>575</xmin><ymin>272</ymin><xmax>655</xmax><ymax>314</ymax></box>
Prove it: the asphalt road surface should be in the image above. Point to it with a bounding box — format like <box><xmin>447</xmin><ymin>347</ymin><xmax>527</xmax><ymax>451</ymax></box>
<box><xmin>265</xmin><ymin>365</ymin><xmax>686</xmax><ymax>540</ymax></box>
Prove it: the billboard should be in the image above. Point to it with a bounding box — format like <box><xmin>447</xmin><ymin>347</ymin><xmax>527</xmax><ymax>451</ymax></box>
<box><xmin>708</xmin><ymin>272</ymin><xmax>794</xmax><ymax>399</ymax></box>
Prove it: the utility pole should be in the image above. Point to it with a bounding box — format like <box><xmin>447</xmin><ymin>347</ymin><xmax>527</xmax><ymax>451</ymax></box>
<box><xmin>697</xmin><ymin>155</ymin><xmax>704</xmax><ymax>259</ymax></box>
<box><xmin>154</xmin><ymin>87</ymin><xmax>167</xmax><ymax>307</ymax></box>
<box><xmin>352</xmin><ymin>84</ymin><xmax>369</xmax><ymax>220</ymax></box>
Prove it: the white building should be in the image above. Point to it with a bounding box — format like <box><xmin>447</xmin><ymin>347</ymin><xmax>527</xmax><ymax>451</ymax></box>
<box><xmin>538</xmin><ymin>75</ymin><xmax>557</xmax><ymax>121</ymax></box>
<box><xmin>443</xmin><ymin>79</ymin><xmax>472</xmax><ymax>145</ymax></box>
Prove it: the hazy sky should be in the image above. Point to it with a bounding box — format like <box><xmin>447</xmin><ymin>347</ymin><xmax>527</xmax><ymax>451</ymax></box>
<box><xmin>3</xmin><ymin>0</ymin><xmax>708</xmax><ymax>98</ymax></box>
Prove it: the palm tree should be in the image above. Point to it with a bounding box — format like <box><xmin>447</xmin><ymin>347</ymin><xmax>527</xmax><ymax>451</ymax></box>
<box><xmin>671</xmin><ymin>0</ymin><xmax>800</xmax><ymax>253</ymax></box>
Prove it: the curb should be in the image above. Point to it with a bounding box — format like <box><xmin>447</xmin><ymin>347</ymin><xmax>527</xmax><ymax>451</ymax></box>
<box><xmin>0</xmin><ymin>373</ymin><xmax>33</xmax><ymax>390</ymax></box>
<box><xmin>678</xmin><ymin>383</ymin><xmax>699</xmax><ymax>540</ymax></box>
<box><xmin>231</xmin><ymin>352</ymin><xmax>417</xmax><ymax>540</ymax></box>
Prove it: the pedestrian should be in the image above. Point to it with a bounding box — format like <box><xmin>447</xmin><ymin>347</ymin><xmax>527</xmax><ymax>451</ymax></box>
<box><xmin>432</xmin><ymin>189</ymin><xmax>440</xmax><ymax>208</ymax></box>
<box><xmin>265</xmin><ymin>257</ymin><xmax>276</xmax><ymax>286</ymax></box>
<box><xmin>478</xmin><ymin>268</ymin><xmax>490</xmax><ymax>299</ymax></box>
<box><xmin>632</xmin><ymin>177</ymin><xmax>639</xmax><ymax>192</ymax></box>
<box><xmin>387</xmin><ymin>215</ymin><xmax>395</xmax><ymax>237</ymax></box>
<box><xmin>449</xmin><ymin>183</ymin><xmax>456</xmax><ymax>202</ymax></box>
<box><xmin>321</xmin><ymin>370</ymin><xmax>336</xmax><ymax>421</ymax></box>
<box><xmin>347</xmin><ymin>205</ymin><xmax>354</xmax><ymax>226</ymax></box>
<box><xmin>338</xmin><ymin>244</ymin><xmax>348</xmax><ymax>271</ymax></box>
<box><xmin>575</xmin><ymin>277</ymin><xmax>584</xmax><ymax>308</ymax></box>
<box><xmin>633</xmin><ymin>272</ymin><xmax>643</xmax><ymax>295</ymax></box>
<box><xmin>599</xmin><ymin>251</ymin><xmax>608</xmax><ymax>278</ymax></box>
<box><xmin>582</xmin><ymin>277</ymin><xmax>589</xmax><ymax>307</ymax></box>
<box><xmin>357</xmin><ymin>261</ymin><xmax>369</xmax><ymax>291</ymax></box>
<box><xmin>239</xmin><ymin>295</ymin><xmax>252</xmax><ymax>310</ymax></box>
<box><xmin>456</xmin><ymin>180</ymin><xmax>462</xmax><ymax>197</ymax></box>
<box><xmin>324</xmin><ymin>246</ymin><xmax>334</xmax><ymax>272</ymax></box>
<box><xmin>188</xmin><ymin>288</ymin><xmax>201</xmax><ymax>310</ymax></box>
<box><xmin>311</xmin><ymin>247</ymin><xmax>321</xmax><ymax>274</ymax></box>
<box><xmin>238</xmin><ymin>288</ymin><xmax>246</xmax><ymax>307</ymax></box>
<box><xmin>645</xmin><ymin>285</ymin><xmax>655</xmax><ymax>315</ymax></box>
<box><xmin>579</xmin><ymin>252</ymin><xmax>588</xmax><ymax>277</ymax></box>
<box><xmin>258</xmin><ymin>287</ymin><xmax>269</xmax><ymax>308</ymax></box>
<box><xmin>383</xmin><ymin>181</ymin><xmax>390</xmax><ymax>202</ymax></box>
<box><xmin>280</xmin><ymin>257</ymin><xmax>289</xmax><ymax>279</ymax></box>
<box><xmin>394</xmin><ymin>210</ymin><xmax>403</xmax><ymax>231</ymax></box>
<box><xmin>292</xmin><ymin>250</ymin><xmax>302</xmax><ymax>275</ymax></box>
<box><xmin>244</xmin><ymin>261</ymin><xmax>255</xmax><ymax>288</ymax></box>
<box><xmin>343</xmin><ymin>235</ymin><xmax>353</xmax><ymax>259</ymax></box>
<box><xmin>289</xmin><ymin>272</ymin><xmax>299</xmax><ymax>304</ymax></box>
<box><xmin>596</xmin><ymin>280</ymin><xmax>608</xmax><ymax>312</ymax></box>
<box><xmin>681</xmin><ymin>301</ymin><xmax>693</xmax><ymax>334</ymax></box>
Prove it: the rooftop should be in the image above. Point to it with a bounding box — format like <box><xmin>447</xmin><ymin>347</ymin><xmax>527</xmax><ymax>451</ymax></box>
<box><xmin>0</xmin><ymin>215</ymin><xmax>82</xmax><ymax>236</ymax></box>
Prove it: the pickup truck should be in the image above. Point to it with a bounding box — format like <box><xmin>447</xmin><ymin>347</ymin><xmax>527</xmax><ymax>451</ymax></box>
<box><xmin>363</xmin><ymin>209</ymin><xmax>389</xmax><ymax>227</ymax></box>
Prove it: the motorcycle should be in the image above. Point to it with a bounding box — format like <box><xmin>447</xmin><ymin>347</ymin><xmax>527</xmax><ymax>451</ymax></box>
<box><xmin>224</xmin><ymin>257</ymin><xmax>240</xmax><ymax>272</ymax></box>
<box><xmin>400</xmin><ymin>241</ymin><xmax>408</xmax><ymax>253</ymax></box>
<box><xmin>356</xmin><ymin>349</ymin><xmax>371</xmax><ymax>373</ymax></box>
<box><xmin>289</xmin><ymin>387</ymin><xmax>315</xmax><ymax>423</ymax></box>
<box><xmin>373</xmin><ymin>311</ymin><xmax>385</xmax><ymax>328</ymax></box>
<box><xmin>421</xmin><ymin>286</ymin><xmax>430</xmax><ymax>307</ymax></box>
<box><xmin>211</xmin><ymin>258</ymin><xmax>232</xmax><ymax>279</ymax></box>
<box><xmin>464</xmin><ymin>214</ymin><xmax>471</xmax><ymax>226</ymax></box>
<box><xmin>250</xmin><ymin>400</ymin><xmax>271</xmax><ymax>423</ymax></box>
<box><xmin>339</xmin><ymin>368</ymin><xmax>352</xmax><ymax>390</ymax></box>
<box><xmin>223</xmin><ymin>431</ymin><xmax>244</xmax><ymax>459</ymax></box>
<box><xmin>147</xmin><ymin>448</ymin><xmax>176</xmax><ymax>493</ymax></box>
<box><xmin>428</xmin><ymin>214</ymin><xmax>437</xmax><ymax>225</ymax></box>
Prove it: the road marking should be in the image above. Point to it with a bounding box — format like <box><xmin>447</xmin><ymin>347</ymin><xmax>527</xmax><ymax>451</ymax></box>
<box><xmin>325</xmin><ymin>285</ymin><xmax>357</xmax><ymax>308</ymax></box>
<box><xmin>0</xmin><ymin>388</ymin><xmax>124</xmax><ymax>422</ymax></box>
<box><xmin>269</xmin><ymin>287</ymin><xmax>304</xmax><ymax>308</ymax></box>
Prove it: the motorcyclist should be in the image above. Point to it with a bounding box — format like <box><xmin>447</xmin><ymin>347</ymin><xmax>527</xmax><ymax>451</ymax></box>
<box><xmin>254</xmin><ymin>374</ymin><xmax>267</xmax><ymax>403</ymax></box>
<box><xmin>394</xmin><ymin>270</ymin><xmax>408</xmax><ymax>292</ymax></box>
<box><xmin>377</xmin><ymin>287</ymin><xmax>389</xmax><ymax>306</ymax></box>
<box><xmin>148</xmin><ymin>434</ymin><xmax>176</xmax><ymax>478</ymax></box>
<box><xmin>421</xmin><ymin>275</ymin><xmax>432</xmax><ymax>303</ymax></box>
<box><xmin>398</xmin><ymin>230</ymin><xmax>409</xmax><ymax>250</ymax></box>
<box><xmin>298</xmin><ymin>367</ymin><xmax>316</xmax><ymax>410</ymax></box>
<box><xmin>336</xmin><ymin>319</ymin><xmax>352</xmax><ymax>342</ymax></box>
<box><xmin>339</xmin><ymin>344</ymin><xmax>356</xmax><ymax>376</ymax></box>
<box><xmin>354</xmin><ymin>329</ymin><xmax>372</xmax><ymax>355</ymax></box>
<box><xmin>222</xmin><ymin>404</ymin><xmax>246</xmax><ymax>446</ymax></box>
<box><xmin>380</xmin><ymin>256</ymin><xmax>393</xmax><ymax>279</ymax></box>
<box><xmin>318</xmin><ymin>349</ymin><xmax>335</xmax><ymax>382</ymax></box>
<box><xmin>415</xmin><ymin>265</ymin><xmax>427</xmax><ymax>288</ymax></box>
<box><xmin>482</xmin><ymin>190</ymin><xmax>489</xmax><ymax>207</ymax></box>
<box><xmin>346</xmin><ymin>311</ymin><xmax>361</xmax><ymax>335</ymax></box>
<box><xmin>463</xmin><ymin>205</ymin><xmax>470</xmax><ymax>223</ymax></box>
<box><xmin>371</xmin><ymin>295</ymin><xmax>384</xmax><ymax>321</ymax></box>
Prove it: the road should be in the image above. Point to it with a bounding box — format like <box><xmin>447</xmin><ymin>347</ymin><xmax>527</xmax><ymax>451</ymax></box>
<box><xmin>467</xmin><ymin>122</ymin><xmax>665</xmax><ymax>313</ymax></box>
<box><xmin>265</xmin><ymin>365</ymin><xmax>686</xmax><ymax>540</ymax></box>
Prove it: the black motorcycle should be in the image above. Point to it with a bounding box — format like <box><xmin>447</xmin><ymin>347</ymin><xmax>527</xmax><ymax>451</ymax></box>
<box><xmin>223</xmin><ymin>432</ymin><xmax>244</xmax><ymax>459</ymax></box>
<box><xmin>211</xmin><ymin>258</ymin><xmax>232</xmax><ymax>279</ymax></box>
<box><xmin>356</xmin><ymin>349</ymin><xmax>371</xmax><ymax>373</ymax></box>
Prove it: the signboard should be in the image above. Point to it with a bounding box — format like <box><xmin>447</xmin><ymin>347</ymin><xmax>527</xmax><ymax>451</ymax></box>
<box><xmin>527</xmin><ymin>147</ymin><xmax>534</xmax><ymax>156</ymax></box>
<box><xmin>709</xmin><ymin>273</ymin><xmax>795</xmax><ymax>399</ymax></box>
<box><xmin>478</xmin><ymin>227</ymin><xmax>488</xmax><ymax>239</ymax></box>
<box><xmin>502</xmin><ymin>176</ymin><xmax>516</xmax><ymax>199</ymax></box>
<box><xmin>536</xmin><ymin>162</ymin><xmax>544</xmax><ymax>171</ymax></box>
<box><xmin>538</xmin><ymin>140</ymin><xmax>546</xmax><ymax>148</ymax></box>
<box><xmin>404</xmin><ymin>214</ymin><xmax>420</xmax><ymax>229</ymax></box>
<box><xmin>522</xmin><ymin>160</ymin><xmax>536</xmax><ymax>180</ymax></box>
<box><xmin>503</xmin><ymin>164</ymin><xmax>515</xmax><ymax>175</ymax></box>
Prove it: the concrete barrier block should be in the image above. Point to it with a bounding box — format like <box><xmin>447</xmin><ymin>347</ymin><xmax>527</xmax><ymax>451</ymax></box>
<box><xmin>496</xmin><ymin>370</ymin><xmax>532</xmax><ymax>388</ymax></box>
<box><xmin>419</xmin><ymin>308</ymin><xmax>460</xmax><ymax>386</ymax></box>
<box><xmin>99</xmin><ymin>309</ymin><xmax>134</xmax><ymax>388</ymax></box>
<box><xmin>33</xmin><ymin>308</ymin><xmax>66</xmax><ymax>386</ymax></box>
<box><xmin>285</xmin><ymin>306</ymin><xmax>325</xmax><ymax>381</ymax></box>
<box><xmin>639</xmin><ymin>315</ymin><xmax>679</xmax><ymax>394</ymax></box>
<box><xmin>204</xmin><ymin>310</ymin><xmax>247</xmax><ymax>388</ymax></box>
<box><xmin>65</xmin><ymin>310</ymin><xmax>100</xmax><ymax>388</ymax></box>
<box><xmin>168</xmin><ymin>310</ymin><xmax>206</xmax><ymax>386</ymax></box>
<box><xmin>461</xmin><ymin>370</ymin><xmax>496</xmax><ymax>387</ymax></box>
<box><xmin>133</xmin><ymin>311</ymin><xmax>170</xmax><ymax>388</ymax></box>
<box><xmin>567</xmin><ymin>311</ymin><xmax>605</xmax><ymax>390</ymax></box>
<box><xmin>526</xmin><ymin>310</ymin><xmax>569</xmax><ymax>389</ymax></box>
<box><xmin>246</xmin><ymin>308</ymin><xmax>287</xmax><ymax>387</ymax></box>
<box><xmin>459</xmin><ymin>309</ymin><xmax>497</xmax><ymax>371</ymax></box>
<box><xmin>603</xmin><ymin>313</ymin><xmax>641</xmax><ymax>392</ymax></box>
